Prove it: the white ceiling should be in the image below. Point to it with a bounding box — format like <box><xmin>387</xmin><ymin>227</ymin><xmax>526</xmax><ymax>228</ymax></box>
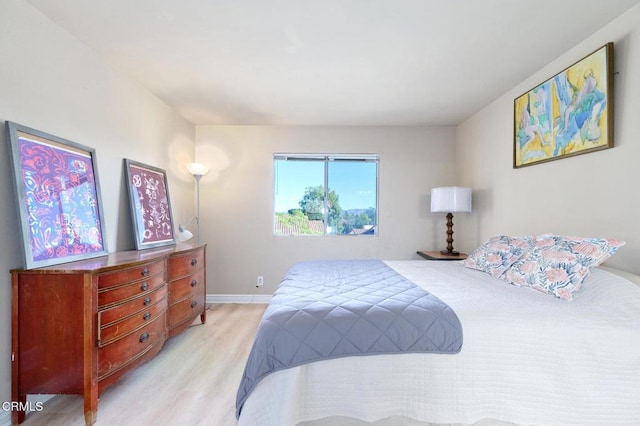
<box><xmin>25</xmin><ymin>0</ymin><xmax>640</xmax><ymax>126</ymax></box>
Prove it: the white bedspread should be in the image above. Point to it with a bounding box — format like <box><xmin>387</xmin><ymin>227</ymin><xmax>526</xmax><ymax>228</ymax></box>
<box><xmin>237</xmin><ymin>261</ymin><xmax>640</xmax><ymax>426</ymax></box>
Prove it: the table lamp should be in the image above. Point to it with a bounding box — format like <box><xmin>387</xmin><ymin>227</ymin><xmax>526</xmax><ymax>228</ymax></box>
<box><xmin>431</xmin><ymin>186</ymin><xmax>472</xmax><ymax>255</ymax></box>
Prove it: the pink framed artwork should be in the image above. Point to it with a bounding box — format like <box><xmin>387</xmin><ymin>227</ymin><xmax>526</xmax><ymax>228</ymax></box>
<box><xmin>6</xmin><ymin>121</ymin><xmax>108</xmax><ymax>269</ymax></box>
<box><xmin>124</xmin><ymin>159</ymin><xmax>176</xmax><ymax>249</ymax></box>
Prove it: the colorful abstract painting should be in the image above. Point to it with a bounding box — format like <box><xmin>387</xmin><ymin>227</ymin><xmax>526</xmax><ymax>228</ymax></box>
<box><xmin>125</xmin><ymin>159</ymin><xmax>175</xmax><ymax>249</ymax></box>
<box><xmin>7</xmin><ymin>122</ymin><xmax>108</xmax><ymax>269</ymax></box>
<box><xmin>514</xmin><ymin>43</ymin><xmax>613</xmax><ymax>168</ymax></box>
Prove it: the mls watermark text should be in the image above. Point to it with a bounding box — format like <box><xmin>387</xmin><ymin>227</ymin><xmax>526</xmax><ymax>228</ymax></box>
<box><xmin>2</xmin><ymin>401</ymin><xmax>44</xmax><ymax>412</ymax></box>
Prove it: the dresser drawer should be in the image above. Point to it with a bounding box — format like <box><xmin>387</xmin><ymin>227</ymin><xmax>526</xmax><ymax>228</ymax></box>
<box><xmin>169</xmin><ymin>269</ymin><xmax>205</xmax><ymax>304</ymax></box>
<box><xmin>98</xmin><ymin>340</ymin><xmax>164</xmax><ymax>393</ymax></box>
<box><xmin>167</xmin><ymin>248</ymin><xmax>204</xmax><ymax>280</ymax></box>
<box><xmin>98</xmin><ymin>272</ymin><xmax>165</xmax><ymax>307</ymax></box>
<box><xmin>98</xmin><ymin>297</ymin><xmax>167</xmax><ymax>347</ymax></box>
<box><xmin>98</xmin><ymin>259</ymin><xmax>165</xmax><ymax>289</ymax></box>
<box><xmin>168</xmin><ymin>292</ymin><xmax>205</xmax><ymax>328</ymax></box>
<box><xmin>98</xmin><ymin>285</ymin><xmax>167</xmax><ymax>326</ymax></box>
<box><xmin>98</xmin><ymin>313</ymin><xmax>166</xmax><ymax>380</ymax></box>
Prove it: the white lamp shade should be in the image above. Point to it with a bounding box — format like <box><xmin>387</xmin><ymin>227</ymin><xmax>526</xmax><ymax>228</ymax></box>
<box><xmin>186</xmin><ymin>162</ymin><xmax>210</xmax><ymax>177</ymax></box>
<box><xmin>176</xmin><ymin>226</ymin><xmax>194</xmax><ymax>242</ymax></box>
<box><xmin>431</xmin><ymin>186</ymin><xmax>472</xmax><ymax>213</ymax></box>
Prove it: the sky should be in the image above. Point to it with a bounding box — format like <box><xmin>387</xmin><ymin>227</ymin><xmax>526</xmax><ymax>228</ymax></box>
<box><xmin>274</xmin><ymin>159</ymin><xmax>377</xmax><ymax>213</ymax></box>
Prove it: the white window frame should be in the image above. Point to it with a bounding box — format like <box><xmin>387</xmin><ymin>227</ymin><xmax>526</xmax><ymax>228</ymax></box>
<box><xmin>273</xmin><ymin>153</ymin><xmax>379</xmax><ymax>236</ymax></box>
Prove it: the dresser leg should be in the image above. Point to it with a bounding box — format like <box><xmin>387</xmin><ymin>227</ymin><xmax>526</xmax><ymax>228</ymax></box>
<box><xmin>10</xmin><ymin>395</ymin><xmax>26</xmax><ymax>425</ymax></box>
<box><xmin>83</xmin><ymin>388</ymin><xmax>98</xmax><ymax>425</ymax></box>
<box><xmin>84</xmin><ymin>409</ymin><xmax>97</xmax><ymax>426</ymax></box>
<box><xmin>200</xmin><ymin>309</ymin><xmax>207</xmax><ymax>324</ymax></box>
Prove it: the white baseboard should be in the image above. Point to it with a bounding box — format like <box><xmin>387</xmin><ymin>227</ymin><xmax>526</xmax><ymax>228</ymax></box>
<box><xmin>206</xmin><ymin>294</ymin><xmax>272</xmax><ymax>304</ymax></box>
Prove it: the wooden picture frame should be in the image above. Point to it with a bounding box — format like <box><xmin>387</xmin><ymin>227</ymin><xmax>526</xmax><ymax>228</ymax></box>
<box><xmin>514</xmin><ymin>42</ymin><xmax>614</xmax><ymax>168</ymax></box>
<box><xmin>124</xmin><ymin>158</ymin><xmax>176</xmax><ymax>250</ymax></box>
<box><xmin>6</xmin><ymin>121</ymin><xmax>109</xmax><ymax>269</ymax></box>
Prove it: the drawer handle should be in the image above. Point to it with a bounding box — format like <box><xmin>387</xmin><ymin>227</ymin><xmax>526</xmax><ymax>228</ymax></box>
<box><xmin>143</xmin><ymin>297</ymin><xmax>151</xmax><ymax>306</ymax></box>
<box><xmin>141</xmin><ymin>282</ymin><xmax>149</xmax><ymax>291</ymax></box>
<box><xmin>191</xmin><ymin>258</ymin><xmax>198</xmax><ymax>266</ymax></box>
<box><xmin>141</xmin><ymin>267</ymin><xmax>149</xmax><ymax>276</ymax></box>
<box><xmin>190</xmin><ymin>300</ymin><xmax>198</xmax><ymax>309</ymax></box>
<box><xmin>143</xmin><ymin>312</ymin><xmax>151</xmax><ymax>321</ymax></box>
<box><xmin>190</xmin><ymin>279</ymin><xmax>197</xmax><ymax>287</ymax></box>
<box><xmin>139</xmin><ymin>332</ymin><xmax>149</xmax><ymax>343</ymax></box>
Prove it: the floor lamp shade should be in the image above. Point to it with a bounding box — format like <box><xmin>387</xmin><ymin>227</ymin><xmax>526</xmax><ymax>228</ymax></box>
<box><xmin>431</xmin><ymin>186</ymin><xmax>472</xmax><ymax>255</ymax></box>
<box><xmin>186</xmin><ymin>162</ymin><xmax>210</xmax><ymax>177</ymax></box>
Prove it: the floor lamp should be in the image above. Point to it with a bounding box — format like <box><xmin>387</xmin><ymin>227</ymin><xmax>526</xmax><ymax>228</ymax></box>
<box><xmin>431</xmin><ymin>186</ymin><xmax>472</xmax><ymax>255</ymax></box>
<box><xmin>177</xmin><ymin>162</ymin><xmax>210</xmax><ymax>244</ymax></box>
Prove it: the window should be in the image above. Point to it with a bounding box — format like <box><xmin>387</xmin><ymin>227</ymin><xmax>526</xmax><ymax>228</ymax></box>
<box><xmin>274</xmin><ymin>154</ymin><xmax>378</xmax><ymax>236</ymax></box>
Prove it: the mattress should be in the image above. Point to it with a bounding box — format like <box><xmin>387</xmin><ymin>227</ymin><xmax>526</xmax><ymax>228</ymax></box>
<box><xmin>236</xmin><ymin>259</ymin><xmax>462</xmax><ymax>417</ymax></box>
<box><xmin>237</xmin><ymin>260</ymin><xmax>640</xmax><ymax>426</ymax></box>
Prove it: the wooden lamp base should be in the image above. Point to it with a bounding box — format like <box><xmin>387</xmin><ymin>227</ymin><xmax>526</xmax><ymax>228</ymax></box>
<box><xmin>440</xmin><ymin>249</ymin><xmax>460</xmax><ymax>256</ymax></box>
<box><xmin>440</xmin><ymin>212</ymin><xmax>459</xmax><ymax>255</ymax></box>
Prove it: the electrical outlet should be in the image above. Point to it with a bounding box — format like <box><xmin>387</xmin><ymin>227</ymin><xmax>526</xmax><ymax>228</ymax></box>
<box><xmin>256</xmin><ymin>276</ymin><xmax>264</xmax><ymax>287</ymax></box>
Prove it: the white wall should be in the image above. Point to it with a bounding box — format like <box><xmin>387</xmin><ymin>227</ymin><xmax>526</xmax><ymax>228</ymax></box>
<box><xmin>456</xmin><ymin>5</ymin><xmax>640</xmax><ymax>273</ymax></box>
<box><xmin>0</xmin><ymin>0</ymin><xmax>196</xmax><ymax>417</ymax></box>
<box><xmin>195</xmin><ymin>125</ymin><xmax>457</xmax><ymax>295</ymax></box>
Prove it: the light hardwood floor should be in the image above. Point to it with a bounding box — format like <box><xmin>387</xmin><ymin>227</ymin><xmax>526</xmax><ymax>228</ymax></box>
<box><xmin>20</xmin><ymin>304</ymin><xmax>267</xmax><ymax>426</ymax></box>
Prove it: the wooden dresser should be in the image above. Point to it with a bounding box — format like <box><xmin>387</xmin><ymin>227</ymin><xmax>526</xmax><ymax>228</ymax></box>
<box><xmin>11</xmin><ymin>243</ymin><xmax>206</xmax><ymax>425</ymax></box>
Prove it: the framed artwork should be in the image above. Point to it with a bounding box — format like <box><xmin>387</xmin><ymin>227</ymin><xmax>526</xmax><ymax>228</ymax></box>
<box><xmin>6</xmin><ymin>121</ymin><xmax>108</xmax><ymax>269</ymax></box>
<box><xmin>124</xmin><ymin>159</ymin><xmax>176</xmax><ymax>250</ymax></box>
<box><xmin>514</xmin><ymin>42</ymin><xmax>613</xmax><ymax>168</ymax></box>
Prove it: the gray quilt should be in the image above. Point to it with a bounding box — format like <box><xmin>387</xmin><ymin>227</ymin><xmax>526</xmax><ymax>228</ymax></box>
<box><xmin>236</xmin><ymin>259</ymin><xmax>463</xmax><ymax>417</ymax></box>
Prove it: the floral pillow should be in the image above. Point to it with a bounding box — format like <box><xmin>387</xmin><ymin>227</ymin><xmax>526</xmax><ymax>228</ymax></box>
<box><xmin>502</xmin><ymin>235</ymin><xmax>625</xmax><ymax>301</ymax></box>
<box><xmin>463</xmin><ymin>235</ymin><xmax>531</xmax><ymax>278</ymax></box>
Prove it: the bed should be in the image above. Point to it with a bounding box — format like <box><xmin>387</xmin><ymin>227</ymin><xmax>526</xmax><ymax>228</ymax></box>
<box><xmin>236</xmin><ymin>236</ymin><xmax>640</xmax><ymax>426</ymax></box>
